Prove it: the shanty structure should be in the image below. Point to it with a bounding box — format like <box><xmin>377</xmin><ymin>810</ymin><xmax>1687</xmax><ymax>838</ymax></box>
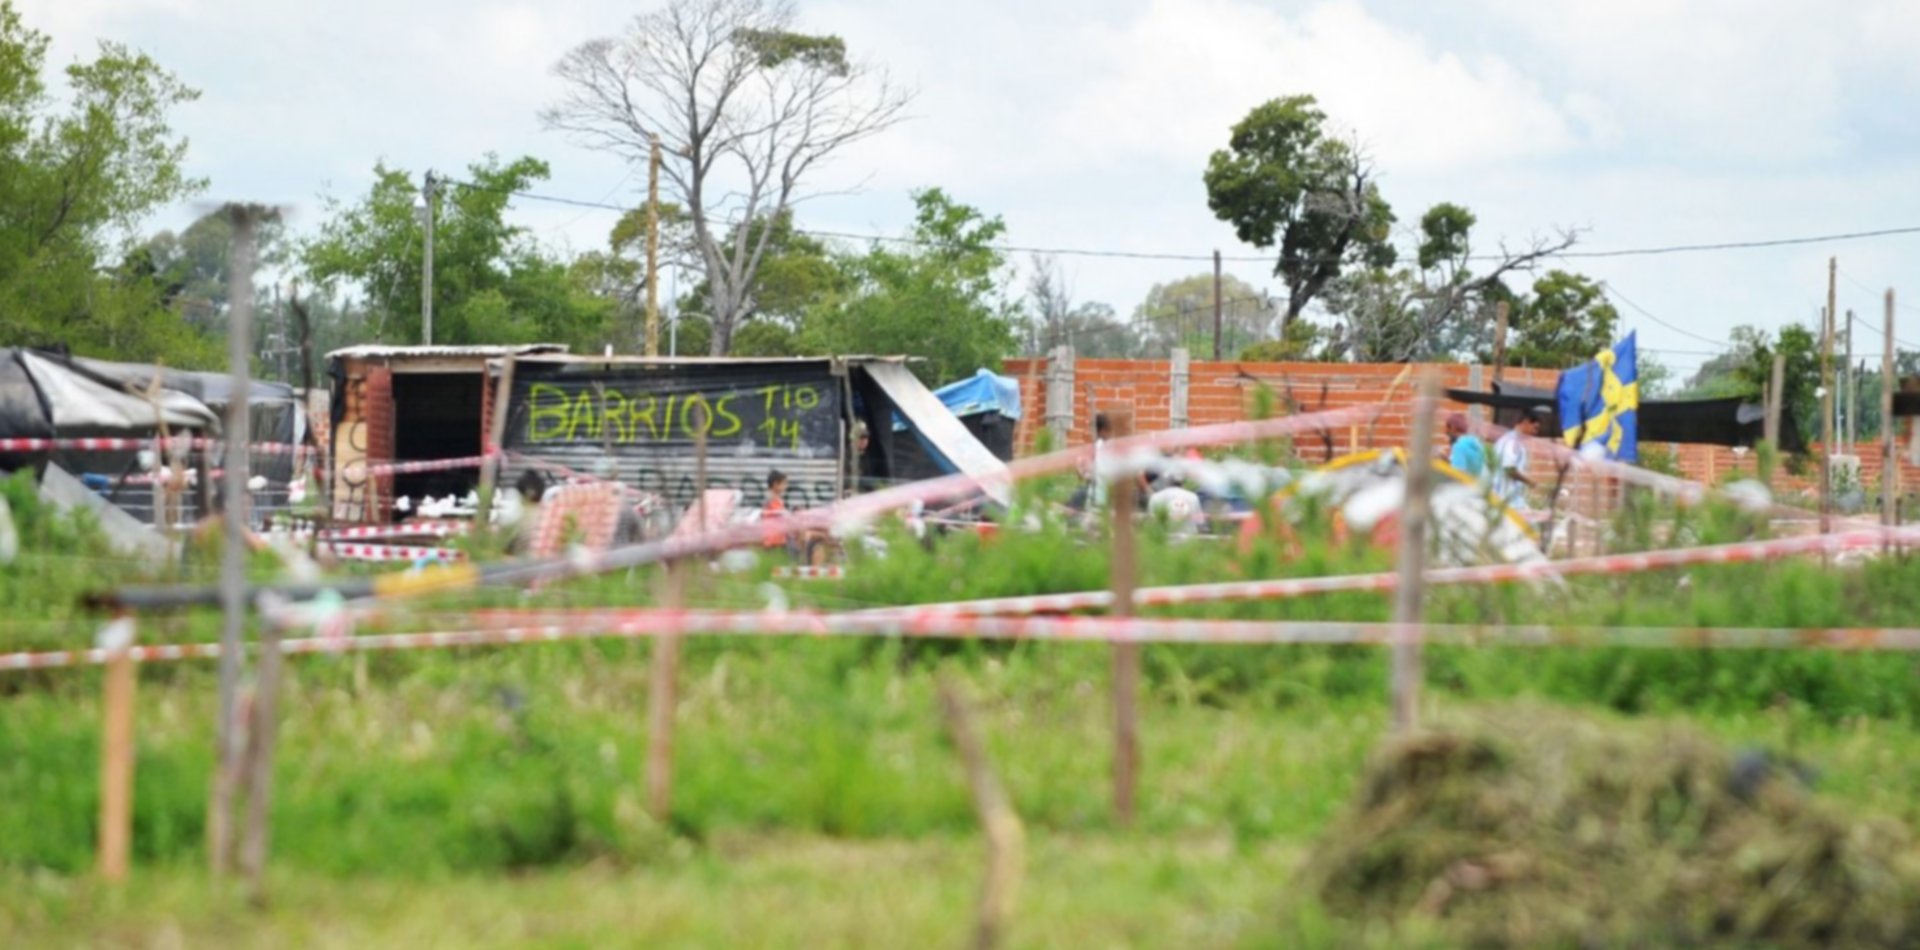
<box><xmin>325</xmin><ymin>344</ymin><xmax>567</xmax><ymax>522</ymax></box>
<box><xmin>0</xmin><ymin>347</ymin><xmax>301</xmax><ymax>525</ymax></box>
<box><xmin>325</xmin><ymin>347</ymin><xmax>1010</xmax><ymax>524</ymax></box>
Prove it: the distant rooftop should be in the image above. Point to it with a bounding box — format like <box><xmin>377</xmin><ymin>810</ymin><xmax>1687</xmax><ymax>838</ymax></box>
<box><xmin>326</xmin><ymin>343</ymin><xmax>568</xmax><ymax>360</ymax></box>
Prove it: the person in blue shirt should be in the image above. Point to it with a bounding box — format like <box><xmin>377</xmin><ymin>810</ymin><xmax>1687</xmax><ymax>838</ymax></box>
<box><xmin>1445</xmin><ymin>412</ymin><xmax>1487</xmax><ymax>479</ymax></box>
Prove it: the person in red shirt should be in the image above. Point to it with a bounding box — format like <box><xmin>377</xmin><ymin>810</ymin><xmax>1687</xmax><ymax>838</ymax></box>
<box><xmin>762</xmin><ymin>469</ymin><xmax>789</xmax><ymax>550</ymax></box>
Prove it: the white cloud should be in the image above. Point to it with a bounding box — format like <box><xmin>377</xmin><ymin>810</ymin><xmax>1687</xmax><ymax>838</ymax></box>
<box><xmin>1058</xmin><ymin>0</ymin><xmax>1574</xmax><ymax>174</ymax></box>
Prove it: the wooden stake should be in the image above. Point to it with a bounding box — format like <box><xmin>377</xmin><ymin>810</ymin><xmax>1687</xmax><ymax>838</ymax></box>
<box><xmin>212</xmin><ymin>205</ymin><xmax>262</xmax><ymax>876</ymax></box>
<box><xmin>1767</xmin><ymin>354</ymin><xmax>1786</xmax><ymax>488</ymax></box>
<box><xmin>239</xmin><ymin>618</ymin><xmax>285</xmax><ymax>900</ymax></box>
<box><xmin>1392</xmin><ymin>372</ymin><xmax>1439</xmax><ymax>733</ymax></box>
<box><xmin>1822</xmin><ymin>261</ymin><xmax>1837</xmax><ymax>535</ymax></box>
<box><xmin>645</xmin><ymin>568</ymin><xmax>683</xmax><ymax>822</ymax></box>
<box><xmin>646</xmin><ymin>403</ymin><xmax>704</xmax><ymax>821</ymax></box>
<box><xmin>1491</xmin><ymin>301</ymin><xmax>1510</xmax><ymax>386</ymax></box>
<box><xmin>937</xmin><ymin>675</ymin><xmax>1024</xmax><ymax>950</ymax></box>
<box><xmin>1107</xmin><ymin>411</ymin><xmax>1139</xmax><ymax>827</ymax></box>
<box><xmin>474</xmin><ymin>356</ymin><xmax>518</xmax><ymax>542</ymax></box>
<box><xmin>1885</xmin><ymin>290</ymin><xmax>1899</xmax><ymax>532</ymax></box>
<box><xmin>97</xmin><ymin>614</ymin><xmax>136</xmax><ymax>883</ymax></box>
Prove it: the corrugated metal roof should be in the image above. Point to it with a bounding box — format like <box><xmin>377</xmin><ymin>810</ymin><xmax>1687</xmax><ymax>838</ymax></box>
<box><xmin>511</xmin><ymin>354</ymin><xmax>912</xmax><ymax>367</ymax></box>
<box><xmin>326</xmin><ymin>343</ymin><xmax>569</xmax><ymax>361</ymax></box>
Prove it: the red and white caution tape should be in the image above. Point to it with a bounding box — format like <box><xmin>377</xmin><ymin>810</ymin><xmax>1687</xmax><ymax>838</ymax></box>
<box><xmin>348</xmin><ymin>453</ymin><xmax>497</xmax><ymax>478</ymax></box>
<box><xmin>0</xmin><ymin>436</ymin><xmax>315</xmax><ymax>457</ymax></box>
<box><xmin>322</xmin><ymin>542</ymin><xmax>467</xmax><ymax>563</ymax></box>
<box><xmin>772</xmin><ymin>565</ymin><xmax>844</xmax><ymax>579</ymax></box>
<box><xmin>14</xmin><ymin>614</ymin><xmax>1920</xmax><ymax>672</ymax></box>
<box><xmin>269</xmin><ymin>522</ymin><xmax>467</xmax><ymax>542</ymax></box>
<box><xmin>852</xmin><ymin>525</ymin><xmax>1920</xmax><ymax>619</ymax></box>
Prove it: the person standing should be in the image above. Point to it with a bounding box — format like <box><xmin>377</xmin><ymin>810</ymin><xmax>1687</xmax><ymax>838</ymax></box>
<box><xmin>1491</xmin><ymin>407</ymin><xmax>1549</xmax><ymax>509</ymax></box>
<box><xmin>1445</xmin><ymin>412</ymin><xmax>1487</xmax><ymax>479</ymax></box>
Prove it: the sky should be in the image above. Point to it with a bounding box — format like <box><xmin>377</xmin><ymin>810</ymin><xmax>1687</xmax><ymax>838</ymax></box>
<box><xmin>22</xmin><ymin>0</ymin><xmax>1920</xmax><ymax>380</ymax></box>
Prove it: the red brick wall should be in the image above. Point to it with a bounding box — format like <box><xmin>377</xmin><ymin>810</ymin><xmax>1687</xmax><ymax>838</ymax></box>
<box><xmin>363</xmin><ymin>366</ymin><xmax>395</xmax><ymax>512</ymax></box>
<box><xmin>1005</xmin><ymin>355</ymin><xmax>1920</xmax><ymax>505</ymax></box>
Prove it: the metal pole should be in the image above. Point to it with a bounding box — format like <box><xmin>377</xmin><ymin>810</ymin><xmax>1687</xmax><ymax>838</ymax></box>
<box><xmin>422</xmin><ymin>171</ymin><xmax>436</xmax><ymax>346</ymax></box>
<box><xmin>211</xmin><ymin>205</ymin><xmax>259</xmax><ymax>875</ymax></box>
<box><xmin>1211</xmin><ymin>250</ymin><xmax>1223</xmax><ymax>361</ymax></box>
<box><xmin>646</xmin><ymin>136</ymin><xmax>662</xmax><ymax>357</ymax></box>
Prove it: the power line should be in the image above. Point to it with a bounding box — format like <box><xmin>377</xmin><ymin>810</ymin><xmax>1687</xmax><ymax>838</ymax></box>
<box><xmin>441</xmin><ymin>176</ymin><xmax>1920</xmax><ymax>267</ymax></box>
<box><xmin>1600</xmin><ymin>283</ymin><xmax>1730</xmax><ymax>348</ymax></box>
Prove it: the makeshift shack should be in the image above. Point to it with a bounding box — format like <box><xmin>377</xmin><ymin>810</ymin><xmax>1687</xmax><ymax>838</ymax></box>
<box><xmin>327</xmin><ymin>348</ymin><xmax>1011</xmax><ymax>524</ymax></box>
<box><xmin>1449</xmin><ymin>381</ymin><xmax>1810</xmax><ymax>453</ymax></box>
<box><xmin>0</xmin><ymin>347</ymin><xmax>300</xmax><ymax>526</ymax></box>
<box><xmin>325</xmin><ymin>344</ymin><xmax>568</xmax><ymax>522</ymax></box>
<box><xmin>495</xmin><ymin>355</ymin><xmax>1010</xmax><ymax>517</ymax></box>
<box><xmin>889</xmin><ymin>369</ymin><xmax>1020</xmax><ymax>482</ymax></box>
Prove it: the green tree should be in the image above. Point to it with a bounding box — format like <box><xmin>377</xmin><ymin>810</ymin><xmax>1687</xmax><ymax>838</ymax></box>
<box><xmin>1318</xmin><ymin>200</ymin><xmax>1569</xmax><ymax>363</ymax></box>
<box><xmin>799</xmin><ymin>188</ymin><xmax>1018</xmax><ymax>385</ymax></box>
<box><xmin>0</xmin><ymin>1</ymin><xmax>213</xmax><ymax>365</ymax></box>
<box><xmin>301</xmin><ymin>155</ymin><xmax>614</xmax><ymax>349</ymax></box>
<box><xmin>675</xmin><ymin>210</ymin><xmax>844</xmax><ymax>357</ymax></box>
<box><xmin>1203</xmin><ymin>95</ymin><xmax>1396</xmax><ymax>331</ymax></box>
<box><xmin>1507</xmin><ymin>270</ymin><xmax>1620</xmax><ymax>369</ymax></box>
<box><xmin>1129</xmin><ymin>272</ymin><xmax>1269</xmax><ymax>357</ymax></box>
<box><xmin>1024</xmin><ymin>255</ymin><xmax>1137</xmax><ymax>357</ymax></box>
<box><xmin>1683</xmin><ymin>324</ymin><xmax>1822</xmax><ymax>441</ymax></box>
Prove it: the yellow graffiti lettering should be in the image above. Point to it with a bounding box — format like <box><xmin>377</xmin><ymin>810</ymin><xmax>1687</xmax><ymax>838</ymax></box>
<box><xmin>760</xmin><ymin>384</ymin><xmax>781</xmax><ymax>415</ymax></box>
<box><xmin>567</xmin><ymin>391</ymin><xmax>599</xmax><ymax>441</ymax></box>
<box><xmin>526</xmin><ymin>384</ymin><xmax>573</xmax><ymax>442</ymax></box>
<box><xmin>680</xmin><ymin>392</ymin><xmax>713</xmax><ymax>437</ymax></box>
<box><xmin>629</xmin><ymin>394</ymin><xmax>662</xmax><ymax>441</ymax></box>
<box><xmin>662</xmin><ymin>394</ymin><xmax>680</xmax><ymax>438</ymax></box>
<box><xmin>600</xmin><ymin>390</ymin><xmax>631</xmax><ymax>443</ymax></box>
<box><xmin>793</xmin><ymin>386</ymin><xmax>819</xmax><ymax>410</ymax></box>
<box><xmin>711</xmin><ymin>394</ymin><xmax>742</xmax><ymax>437</ymax></box>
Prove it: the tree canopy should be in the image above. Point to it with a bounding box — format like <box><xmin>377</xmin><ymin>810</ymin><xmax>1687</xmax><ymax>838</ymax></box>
<box><xmin>796</xmin><ymin>188</ymin><xmax>1019</xmax><ymax>384</ymax></box>
<box><xmin>543</xmin><ymin>0</ymin><xmax>911</xmax><ymax>355</ymax></box>
<box><xmin>300</xmin><ymin>155</ymin><xmax>615</xmax><ymax>350</ymax></box>
<box><xmin>0</xmin><ymin>0</ymin><xmax>213</xmax><ymax>366</ymax></box>
<box><xmin>1203</xmin><ymin>95</ymin><xmax>1395</xmax><ymax>331</ymax></box>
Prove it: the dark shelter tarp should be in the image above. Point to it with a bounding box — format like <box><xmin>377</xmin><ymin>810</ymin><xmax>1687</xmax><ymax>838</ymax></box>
<box><xmin>1447</xmin><ymin>383</ymin><xmax>1809</xmax><ymax>454</ymax></box>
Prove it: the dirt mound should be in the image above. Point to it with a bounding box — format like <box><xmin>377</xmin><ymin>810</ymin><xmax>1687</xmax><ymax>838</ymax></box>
<box><xmin>1304</xmin><ymin>707</ymin><xmax>1920</xmax><ymax>947</ymax></box>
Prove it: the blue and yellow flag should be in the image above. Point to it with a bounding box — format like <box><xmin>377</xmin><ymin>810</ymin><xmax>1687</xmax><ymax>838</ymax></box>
<box><xmin>1555</xmin><ymin>332</ymin><xmax>1639</xmax><ymax>462</ymax></box>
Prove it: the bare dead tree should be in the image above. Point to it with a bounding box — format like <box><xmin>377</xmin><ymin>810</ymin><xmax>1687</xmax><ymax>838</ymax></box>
<box><xmin>1325</xmin><ymin>229</ymin><xmax>1581</xmax><ymax>363</ymax></box>
<box><xmin>542</xmin><ymin>0</ymin><xmax>913</xmax><ymax>355</ymax></box>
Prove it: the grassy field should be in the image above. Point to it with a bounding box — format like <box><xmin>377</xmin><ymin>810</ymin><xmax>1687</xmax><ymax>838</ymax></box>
<box><xmin>7</xmin><ymin>637</ymin><xmax>1920</xmax><ymax>946</ymax></box>
<box><xmin>9</xmin><ymin>471</ymin><xmax>1920</xmax><ymax>944</ymax></box>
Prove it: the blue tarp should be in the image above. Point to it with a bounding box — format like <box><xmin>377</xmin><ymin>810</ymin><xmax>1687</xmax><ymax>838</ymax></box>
<box><xmin>891</xmin><ymin>369</ymin><xmax>1021</xmax><ymax>431</ymax></box>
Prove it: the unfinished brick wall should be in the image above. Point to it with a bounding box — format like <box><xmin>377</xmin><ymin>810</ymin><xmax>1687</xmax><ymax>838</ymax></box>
<box><xmin>1005</xmin><ymin>353</ymin><xmax>1920</xmax><ymax>507</ymax></box>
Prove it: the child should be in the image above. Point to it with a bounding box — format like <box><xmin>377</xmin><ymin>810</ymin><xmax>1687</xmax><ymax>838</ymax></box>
<box><xmin>762</xmin><ymin>469</ymin><xmax>789</xmax><ymax>551</ymax></box>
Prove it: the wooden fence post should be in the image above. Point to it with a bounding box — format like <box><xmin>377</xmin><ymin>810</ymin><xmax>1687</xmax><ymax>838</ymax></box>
<box><xmin>645</xmin><ymin>404</ymin><xmax>703</xmax><ymax>822</ymax></box>
<box><xmin>1885</xmin><ymin>290</ymin><xmax>1898</xmax><ymax>534</ymax></box>
<box><xmin>98</xmin><ymin>614</ymin><xmax>137</xmax><ymax>882</ymax></box>
<box><xmin>1392</xmin><ymin>372</ymin><xmax>1439</xmax><ymax>733</ymax></box>
<box><xmin>239</xmin><ymin>616</ymin><xmax>286</xmax><ymax>901</ymax></box>
<box><xmin>938</xmin><ymin>675</ymin><xmax>1024</xmax><ymax>950</ymax></box>
<box><xmin>1108</xmin><ymin>411</ymin><xmax>1139</xmax><ymax>827</ymax></box>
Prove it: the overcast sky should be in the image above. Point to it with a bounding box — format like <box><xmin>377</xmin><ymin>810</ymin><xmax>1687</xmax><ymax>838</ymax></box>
<box><xmin>23</xmin><ymin>0</ymin><xmax>1920</xmax><ymax>378</ymax></box>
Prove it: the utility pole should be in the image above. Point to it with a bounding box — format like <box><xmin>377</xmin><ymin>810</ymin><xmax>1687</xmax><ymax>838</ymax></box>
<box><xmin>1843</xmin><ymin>310</ymin><xmax>1855</xmax><ymax>454</ymax></box>
<box><xmin>1821</xmin><ymin>258</ymin><xmax>1837</xmax><ymax>534</ymax></box>
<box><xmin>421</xmin><ymin>171</ymin><xmax>436</xmax><ymax>346</ymax></box>
<box><xmin>1211</xmin><ymin>250</ymin><xmax>1223</xmax><ymax>361</ymax></box>
<box><xmin>646</xmin><ymin>135</ymin><xmax>662</xmax><ymax>358</ymax></box>
<box><xmin>1885</xmin><ymin>290</ymin><xmax>1899</xmax><ymax>529</ymax></box>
